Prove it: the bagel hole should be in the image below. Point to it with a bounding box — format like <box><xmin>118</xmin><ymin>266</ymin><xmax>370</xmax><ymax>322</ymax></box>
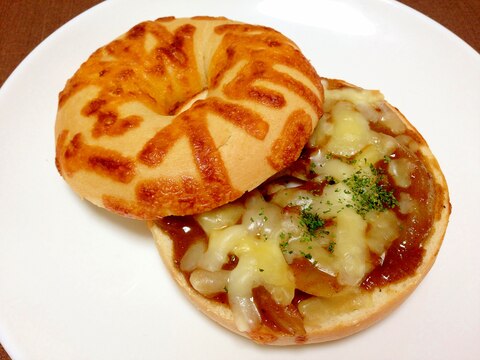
<box><xmin>173</xmin><ymin>89</ymin><xmax>208</xmax><ymax>115</ymax></box>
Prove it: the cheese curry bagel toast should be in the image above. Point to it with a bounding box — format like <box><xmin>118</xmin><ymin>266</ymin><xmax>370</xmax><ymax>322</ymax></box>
<box><xmin>54</xmin><ymin>16</ymin><xmax>450</xmax><ymax>346</ymax></box>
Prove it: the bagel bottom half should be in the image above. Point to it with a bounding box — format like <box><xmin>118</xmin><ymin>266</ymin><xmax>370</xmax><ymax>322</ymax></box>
<box><xmin>148</xmin><ymin>79</ymin><xmax>450</xmax><ymax>345</ymax></box>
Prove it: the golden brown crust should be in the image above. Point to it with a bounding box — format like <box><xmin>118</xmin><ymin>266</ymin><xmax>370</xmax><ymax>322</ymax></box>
<box><xmin>55</xmin><ymin>17</ymin><xmax>323</xmax><ymax>219</ymax></box>
<box><xmin>267</xmin><ymin>109</ymin><xmax>313</xmax><ymax>170</ymax></box>
<box><xmin>148</xmin><ymin>79</ymin><xmax>450</xmax><ymax>345</ymax></box>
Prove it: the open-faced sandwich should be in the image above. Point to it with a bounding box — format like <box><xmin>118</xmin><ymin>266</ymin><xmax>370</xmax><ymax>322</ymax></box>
<box><xmin>55</xmin><ymin>16</ymin><xmax>450</xmax><ymax>345</ymax></box>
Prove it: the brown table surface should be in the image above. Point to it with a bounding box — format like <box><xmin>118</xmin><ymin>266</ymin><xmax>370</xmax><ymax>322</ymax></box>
<box><xmin>0</xmin><ymin>0</ymin><xmax>478</xmax><ymax>358</ymax></box>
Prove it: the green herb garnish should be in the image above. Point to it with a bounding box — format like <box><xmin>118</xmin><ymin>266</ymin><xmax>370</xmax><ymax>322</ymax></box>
<box><xmin>279</xmin><ymin>232</ymin><xmax>292</xmax><ymax>253</ymax></box>
<box><xmin>325</xmin><ymin>175</ymin><xmax>337</xmax><ymax>185</ymax></box>
<box><xmin>342</xmin><ymin>165</ymin><xmax>398</xmax><ymax>216</ymax></box>
<box><xmin>300</xmin><ymin>251</ymin><xmax>313</xmax><ymax>260</ymax></box>
<box><xmin>299</xmin><ymin>209</ymin><xmax>325</xmax><ymax>237</ymax></box>
<box><xmin>327</xmin><ymin>240</ymin><xmax>336</xmax><ymax>254</ymax></box>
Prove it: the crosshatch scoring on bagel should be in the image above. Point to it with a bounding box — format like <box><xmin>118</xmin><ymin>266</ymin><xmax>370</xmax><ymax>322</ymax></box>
<box><xmin>55</xmin><ymin>16</ymin><xmax>323</xmax><ymax>219</ymax></box>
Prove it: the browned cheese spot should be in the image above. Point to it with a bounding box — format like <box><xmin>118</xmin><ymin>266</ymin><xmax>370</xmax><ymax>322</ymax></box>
<box><xmin>103</xmin><ymin>176</ymin><xmax>242</xmax><ymax>219</ymax></box>
<box><xmin>211</xmin><ymin>24</ymin><xmax>323</xmax><ymax>116</ymax></box>
<box><xmin>58</xmin><ymin>20</ymin><xmax>203</xmax><ymax>130</ymax></box>
<box><xmin>56</xmin><ymin>131</ymin><xmax>135</xmax><ymax>183</ymax></box>
<box><xmin>137</xmin><ymin>121</ymin><xmax>184</xmax><ymax>167</ymax></box>
<box><xmin>82</xmin><ymin>98</ymin><xmax>143</xmax><ymax>138</ymax></box>
<box><xmin>191</xmin><ymin>16</ymin><xmax>228</xmax><ymax>21</ymax></box>
<box><xmin>267</xmin><ymin>109</ymin><xmax>312</xmax><ymax>170</ymax></box>
<box><xmin>155</xmin><ymin>16</ymin><xmax>176</xmax><ymax>22</ymax></box>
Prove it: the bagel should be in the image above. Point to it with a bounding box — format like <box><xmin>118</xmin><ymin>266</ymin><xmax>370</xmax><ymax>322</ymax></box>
<box><xmin>148</xmin><ymin>78</ymin><xmax>450</xmax><ymax>345</ymax></box>
<box><xmin>55</xmin><ymin>16</ymin><xmax>323</xmax><ymax>219</ymax></box>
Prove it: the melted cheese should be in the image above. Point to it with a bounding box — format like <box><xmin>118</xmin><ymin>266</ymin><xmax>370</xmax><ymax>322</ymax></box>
<box><xmin>181</xmin><ymin>82</ymin><xmax>421</xmax><ymax>332</ymax></box>
<box><xmin>398</xmin><ymin>192</ymin><xmax>417</xmax><ymax>214</ymax></box>
<box><xmin>298</xmin><ymin>287</ymin><xmax>373</xmax><ymax>329</ymax></box>
<box><xmin>334</xmin><ymin>208</ymin><xmax>369</xmax><ymax>286</ymax></box>
<box><xmin>194</xmin><ymin>193</ymin><xmax>295</xmax><ymax>331</ymax></box>
<box><xmin>388</xmin><ymin>158</ymin><xmax>413</xmax><ymax>187</ymax></box>
<box><xmin>365</xmin><ymin>210</ymin><xmax>400</xmax><ymax>255</ymax></box>
<box><xmin>325</xmin><ymin>101</ymin><xmax>371</xmax><ymax>156</ymax></box>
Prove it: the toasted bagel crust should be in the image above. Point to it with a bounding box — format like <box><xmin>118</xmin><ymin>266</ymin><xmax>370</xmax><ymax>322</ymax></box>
<box><xmin>148</xmin><ymin>79</ymin><xmax>450</xmax><ymax>345</ymax></box>
<box><xmin>55</xmin><ymin>17</ymin><xmax>323</xmax><ymax>219</ymax></box>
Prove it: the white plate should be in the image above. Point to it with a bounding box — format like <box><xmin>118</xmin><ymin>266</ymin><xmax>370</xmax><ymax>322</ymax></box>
<box><xmin>1</xmin><ymin>0</ymin><xmax>479</xmax><ymax>359</ymax></box>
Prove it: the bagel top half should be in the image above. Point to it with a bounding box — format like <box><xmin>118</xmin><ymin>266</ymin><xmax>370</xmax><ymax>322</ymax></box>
<box><xmin>55</xmin><ymin>16</ymin><xmax>323</xmax><ymax>219</ymax></box>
